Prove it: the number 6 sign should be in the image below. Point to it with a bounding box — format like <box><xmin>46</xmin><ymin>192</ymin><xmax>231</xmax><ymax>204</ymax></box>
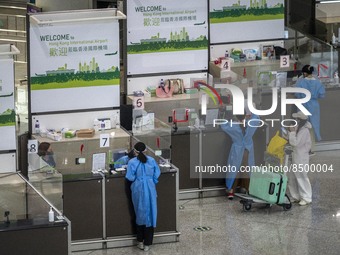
<box><xmin>133</xmin><ymin>96</ymin><xmax>144</xmax><ymax>110</ymax></box>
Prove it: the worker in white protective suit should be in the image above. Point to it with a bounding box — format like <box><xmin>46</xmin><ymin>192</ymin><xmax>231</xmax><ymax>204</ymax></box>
<box><xmin>287</xmin><ymin>111</ymin><xmax>313</xmax><ymax>206</ymax></box>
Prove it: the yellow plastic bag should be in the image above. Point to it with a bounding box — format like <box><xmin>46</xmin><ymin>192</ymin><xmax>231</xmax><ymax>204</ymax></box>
<box><xmin>267</xmin><ymin>131</ymin><xmax>287</xmax><ymax>164</ymax></box>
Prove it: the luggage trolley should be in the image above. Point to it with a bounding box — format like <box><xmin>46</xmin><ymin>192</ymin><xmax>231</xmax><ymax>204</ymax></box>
<box><xmin>235</xmin><ymin>146</ymin><xmax>293</xmax><ymax>211</ymax></box>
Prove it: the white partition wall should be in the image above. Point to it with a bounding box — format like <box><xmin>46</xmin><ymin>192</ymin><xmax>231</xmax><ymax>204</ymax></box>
<box><xmin>209</xmin><ymin>0</ymin><xmax>285</xmax><ymax>44</ymax></box>
<box><xmin>28</xmin><ymin>9</ymin><xmax>125</xmax><ymax>132</ymax></box>
<box><xmin>0</xmin><ymin>45</ymin><xmax>20</xmax><ymax>173</ymax></box>
<box><xmin>125</xmin><ymin>0</ymin><xmax>209</xmax><ymax>92</ymax></box>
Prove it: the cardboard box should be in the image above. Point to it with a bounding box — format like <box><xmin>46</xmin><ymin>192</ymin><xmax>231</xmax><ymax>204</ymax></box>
<box><xmin>76</xmin><ymin>129</ymin><xmax>95</xmax><ymax>138</ymax></box>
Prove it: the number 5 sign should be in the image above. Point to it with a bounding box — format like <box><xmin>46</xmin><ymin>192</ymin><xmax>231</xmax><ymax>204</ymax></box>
<box><xmin>280</xmin><ymin>55</ymin><xmax>290</xmax><ymax>68</ymax></box>
<box><xmin>133</xmin><ymin>96</ymin><xmax>144</xmax><ymax>110</ymax></box>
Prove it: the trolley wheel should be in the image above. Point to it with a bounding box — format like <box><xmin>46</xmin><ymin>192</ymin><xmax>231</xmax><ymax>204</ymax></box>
<box><xmin>243</xmin><ymin>203</ymin><xmax>252</xmax><ymax>211</ymax></box>
<box><xmin>283</xmin><ymin>203</ymin><xmax>292</xmax><ymax>211</ymax></box>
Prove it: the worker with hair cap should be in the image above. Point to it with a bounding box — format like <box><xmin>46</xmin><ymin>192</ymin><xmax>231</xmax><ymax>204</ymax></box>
<box><xmin>295</xmin><ymin>64</ymin><xmax>325</xmax><ymax>154</ymax></box>
<box><xmin>126</xmin><ymin>142</ymin><xmax>161</xmax><ymax>252</ymax></box>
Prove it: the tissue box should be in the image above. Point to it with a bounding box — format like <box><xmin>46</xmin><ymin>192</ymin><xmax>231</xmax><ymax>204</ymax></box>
<box><xmin>76</xmin><ymin>129</ymin><xmax>95</xmax><ymax>138</ymax></box>
<box><xmin>47</xmin><ymin>132</ymin><xmax>62</xmax><ymax>141</ymax></box>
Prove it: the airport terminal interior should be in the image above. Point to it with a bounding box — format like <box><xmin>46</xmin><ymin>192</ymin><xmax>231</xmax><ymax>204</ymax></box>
<box><xmin>72</xmin><ymin>150</ymin><xmax>340</xmax><ymax>255</ymax></box>
<box><xmin>1</xmin><ymin>1</ymin><xmax>340</xmax><ymax>254</ymax></box>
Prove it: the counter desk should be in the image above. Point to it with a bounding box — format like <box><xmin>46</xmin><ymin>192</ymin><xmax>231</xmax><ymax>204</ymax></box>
<box><xmin>34</xmin><ymin>128</ymin><xmax>131</xmax><ymax>175</ymax></box>
<box><xmin>63</xmin><ymin>167</ymin><xmax>179</xmax><ymax>251</ymax></box>
<box><xmin>0</xmin><ymin>172</ymin><xmax>70</xmax><ymax>255</ymax></box>
<box><xmin>33</xmin><ymin>128</ymin><xmax>179</xmax><ymax>251</ymax></box>
<box><xmin>171</xmin><ymin>125</ymin><xmax>267</xmax><ymax>199</ymax></box>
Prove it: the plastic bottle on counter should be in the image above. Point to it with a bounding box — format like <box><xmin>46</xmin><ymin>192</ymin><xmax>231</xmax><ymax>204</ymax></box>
<box><xmin>332</xmin><ymin>33</ymin><xmax>337</xmax><ymax>44</ymax></box>
<box><xmin>334</xmin><ymin>71</ymin><xmax>339</xmax><ymax>84</ymax></box>
<box><xmin>100</xmin><ymin>120</ymin><xmax>105</xmax><ymax>130</ymax></box>
<box><xmin>160</xmin><ymin>79</ymin><xmax>165</xmax><ymax>87</ymax></box>
<box><xmin>225</xmin><ymin>50</ymin><xmax>229</xmax><ymax>58</ymax></box>
<box><xmin>49</xmin><ymin>207</ymin><xmax>54</xmax><ymax>222</ymax></box>
<box><xmin>34</xmin><ymin>120</ymin><xmax>40</xmax><ymax>135</ymax></box>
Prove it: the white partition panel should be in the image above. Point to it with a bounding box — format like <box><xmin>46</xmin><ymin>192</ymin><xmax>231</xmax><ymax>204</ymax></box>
<box><xmin>29</xmin><ymin>10</ymin><xmax>123</xmax><ymax>113</ymax></box>
<box><xmin>0</xmin><ymin>58</ymin><xmax>16</xmax><ymax>151</ymax></box>
<box><xmin>209</xmin><ymin>0</ymin><xmax>284</xmax><ymax>44</ymax></box>
<box><xmin>126</xmin><ymin>0</ymin><xmax>208</xmax><ymax>75</ymax></box>
<box><xmin>0</xmin><ymin>153</ymin><xmax>16</xmax><ymax>173</ymax></box>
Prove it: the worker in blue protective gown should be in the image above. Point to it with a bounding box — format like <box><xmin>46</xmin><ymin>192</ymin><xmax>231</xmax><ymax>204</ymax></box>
<box><xmin>125</xmin><ymin>142</ymin><xmax>161</xmax><ymax>252</ymax></box>
<box><xmin>295</xmin><ymin>65</ymin><xmax>325</xmax><ymax>149</ymax></box>
<box><xmin>221</xmin><ymin>110</ymin><xmax>260</xmax><ymax>200</ymax></box>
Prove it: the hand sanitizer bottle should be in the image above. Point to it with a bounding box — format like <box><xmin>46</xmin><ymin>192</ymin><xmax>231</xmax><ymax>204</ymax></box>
<box><xmin>49</xmin><ymin>207</ymin><xmax>54</xmax><ymax>222</ymax></box>
<box><xmin>332</xmin><ymin>33</ymin><xmax>337</xmax><ymax>44</ymax></box>
<box><xmin>334</xmin><ymin>71</ymin><xmax>339</xmax><ymax>84</ymax></box>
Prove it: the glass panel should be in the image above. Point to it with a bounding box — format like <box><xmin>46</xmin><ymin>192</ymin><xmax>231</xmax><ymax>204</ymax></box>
<box><xmin>0</xmin><ymin>172</ymin><xmax>63</xmax><ymax>223</ymax></box>
<box><xmin>132</xmin><ymin>118</ymin><xmax>171</xmax><ymax>160</ymax></box>
<box><xmin>27</xmin><ymin>155</ymin><xmax>63</xmax><ymax>212</ymax></box>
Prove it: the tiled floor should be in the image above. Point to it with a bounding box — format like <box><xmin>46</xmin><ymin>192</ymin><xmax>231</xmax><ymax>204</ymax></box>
<box><xmin>72</xmin><ymin>151</ymin><xmax>340</xmax><ymax>255</ymax></box>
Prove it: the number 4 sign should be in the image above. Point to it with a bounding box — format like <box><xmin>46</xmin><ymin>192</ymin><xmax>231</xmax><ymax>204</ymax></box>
<box><xmin>280</xmin><ymin>55</ymin><xmax>290</xmax><ymax>68</ymax></box>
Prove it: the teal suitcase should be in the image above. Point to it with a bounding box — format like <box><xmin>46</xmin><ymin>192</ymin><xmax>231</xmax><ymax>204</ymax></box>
<box><xmin>249</xmin><ymin>168</ymin><xmax>287</xmax><ymax>204</ymax></box>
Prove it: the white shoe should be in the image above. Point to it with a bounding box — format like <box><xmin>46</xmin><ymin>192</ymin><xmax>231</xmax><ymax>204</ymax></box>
<box><xmin>137</xmin><ymin>242</ymin><xmax>144</xmax><ymax>250</ymax></box>
<box><xmin>299</xmin><ymin>200</ymin><xmax>311</xmax><ymax>206</ymax></box>
<box><xmin>144</xmin><ymin>245</ymin><xmax>150</xmax><ymax>251</ymax></box>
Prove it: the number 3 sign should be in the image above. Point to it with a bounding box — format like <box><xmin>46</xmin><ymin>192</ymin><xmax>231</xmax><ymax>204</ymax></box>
<box><xmin>280</xmin><ymin>55</ymin><xmax>290</xmax><ymax>68</ymax></box>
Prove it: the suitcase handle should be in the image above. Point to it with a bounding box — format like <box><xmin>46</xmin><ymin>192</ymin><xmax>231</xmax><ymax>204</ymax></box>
<box><xmin>268</xmin><ymin>182</ymin><xmax>275</xmax><ymax>195</ymax></box>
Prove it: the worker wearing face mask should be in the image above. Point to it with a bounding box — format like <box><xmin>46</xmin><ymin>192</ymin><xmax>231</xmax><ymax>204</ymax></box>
<box><xmin>295</xmin><ymin>64</ymin><xmax>325</xmax><ymax>154</ymax></box>
<box><xmin>38</xmin><ymin>142</ymin><xmax>56</xmax><ymax>168</ymax></box>
<box><xmin>286</xmin><ymin>111</ymin><xmax>313</xmax><ymax>206</ymax></box>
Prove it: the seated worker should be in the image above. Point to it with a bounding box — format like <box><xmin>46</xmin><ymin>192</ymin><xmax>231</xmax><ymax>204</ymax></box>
<box><xmin>114</xmin><ymin>149</ymin><xmax>135</xmax><ymax>168</ymax></box>
<box><xmin>37</xmin><ymin>142</ymin><xmax>56</xmax><ymax>167</ymax></box>
<box><xmin>220</xmin><ymin>104</ymin><xmax>260</xmax><ymax>200</ymax></box>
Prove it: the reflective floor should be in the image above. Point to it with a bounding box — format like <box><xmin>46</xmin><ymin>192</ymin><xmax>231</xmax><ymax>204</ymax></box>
<box><xmin>73</xmin><ymin>150</ymin><xmax>340</xmax><ymax>255</ymax></box>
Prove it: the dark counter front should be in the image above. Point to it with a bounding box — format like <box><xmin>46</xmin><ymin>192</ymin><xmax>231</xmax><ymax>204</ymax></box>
<box><xmin>0</xmin><ymin>219</ymin><xmax>68</xmax><ymax>255</ymax></box>
<box><xmin>320</xmin><ymin>87</ymin><xmax>340</xmax><ymax>141</ymax></box>
<box><xmin>171</xmin><ymin>128</ymin><xmax>200</xmax><ymax>190</ymax></box>
<box><xmin>171</xmin><ymin>126</ymin><xmax>267</xmax><ymax>191</ymax></box>
<box><xmin>63</xmin><ymin>174</ymin><xmax>103</xmax><ymax>241</ymax></box>
<box><xmin>63</xmin><ymin>169</ymin><xmax>178</xmax><ymax>245</ymax></box>
<box><xmin>105</xmin><ymin>169</ymin><xmax>177</xmax><ymax>237</ymax></box>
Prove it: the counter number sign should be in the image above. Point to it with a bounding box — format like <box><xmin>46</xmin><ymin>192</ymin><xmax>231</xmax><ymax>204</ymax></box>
<box><xmin>28</xmin><ymin>139</ymin><xmax>38</xmax><ymax>154</ymax></box>
<box><xmin>133</xmin><ymin>96</ymin><xmax>144</xmax><ymax>110</ymax></box>
<box><xmin>280</xmin><ymin>55</ymin><xmax>290</xmax><ymax>68</ymax></box>
<box><xmin>100</xmin><ymin>134</ymin><xmax>110</xmax><ymax>148</ymax></box>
